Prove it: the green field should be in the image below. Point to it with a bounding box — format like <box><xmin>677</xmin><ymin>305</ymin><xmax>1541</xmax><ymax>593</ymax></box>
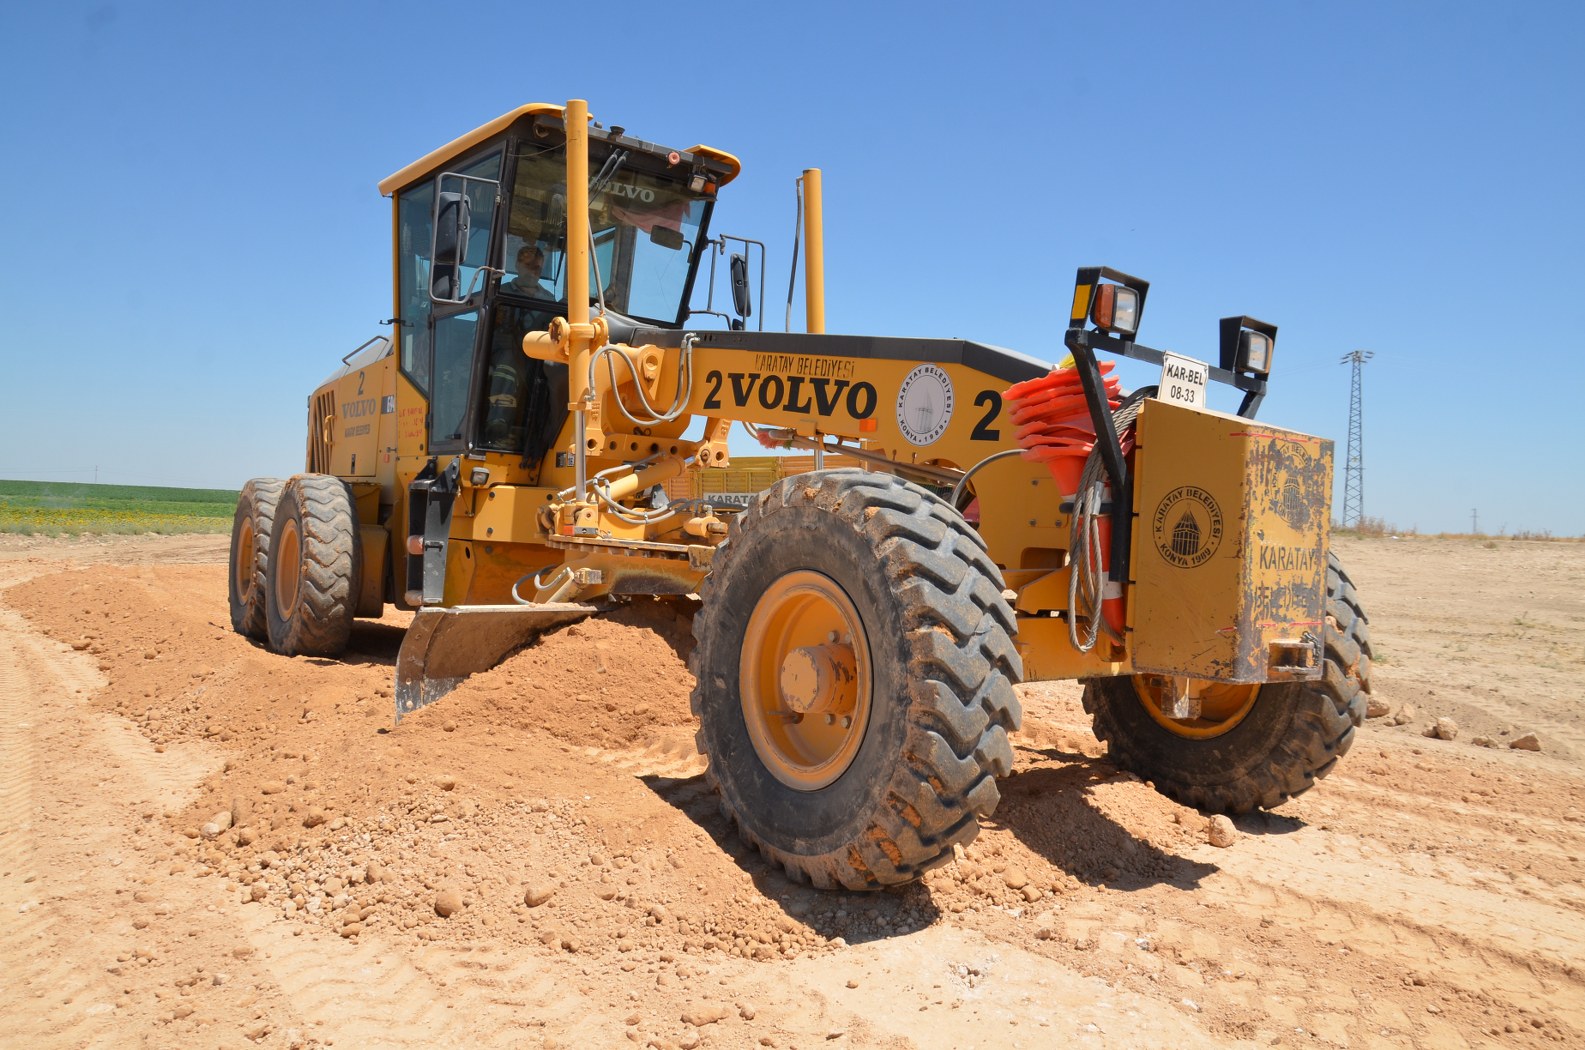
<box><xmin>0</xmin><ymin>480</ymin><xmax>238</xmax><ymax>536</ymax></box>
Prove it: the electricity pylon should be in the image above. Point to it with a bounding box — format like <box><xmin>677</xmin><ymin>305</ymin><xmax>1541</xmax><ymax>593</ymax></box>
<box><xmin>1339</xmin><ymin>350</ymin><xmax>1374</xmax><ymax>527</ymax></box>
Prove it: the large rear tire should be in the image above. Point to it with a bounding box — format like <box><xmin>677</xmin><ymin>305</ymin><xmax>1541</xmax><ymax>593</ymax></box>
<box><xmin>228</xmin><ymin>478</ymin><xmax>285</xmax><ymax>640</ymax></box>
<box><xmin>1083</xmin><ymin>551</ymin><xmax>1371</xmax><ymax>813</ymax></box>
<box><xmin>265</xmin><ymin>474</ymin><xmax>361</xmax><ymax>657</ymax></box>
<box><xmin>690</xmin><ymin>470</ymin><xmax>1022</xmax><ymax>889</ymax></box>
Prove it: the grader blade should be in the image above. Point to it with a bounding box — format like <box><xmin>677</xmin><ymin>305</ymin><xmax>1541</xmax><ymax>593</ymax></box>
<box><xmin>394</xmin><ymin>603</ymin><xmax>604</xmax><ymax>722</ymax></box>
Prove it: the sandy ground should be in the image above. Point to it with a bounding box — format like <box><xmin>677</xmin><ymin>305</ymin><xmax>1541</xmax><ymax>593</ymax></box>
<box><xmin>1</xmin><ymin>532</ymin><xmax>1582</xmax><ymax>1049</ymax></box>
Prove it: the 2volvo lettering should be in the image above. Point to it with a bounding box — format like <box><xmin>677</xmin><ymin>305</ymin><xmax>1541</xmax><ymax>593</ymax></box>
<box><xmin>701</xmin><ymin>370</ymin><xmax>878</xmax><ymax>420</ymax></box>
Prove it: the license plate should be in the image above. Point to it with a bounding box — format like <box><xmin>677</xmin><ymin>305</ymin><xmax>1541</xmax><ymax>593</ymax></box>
<box><xmin>1158</xmin><ymin>351</ymin><xmax>1209</xmax><ymax>410</ymax></box>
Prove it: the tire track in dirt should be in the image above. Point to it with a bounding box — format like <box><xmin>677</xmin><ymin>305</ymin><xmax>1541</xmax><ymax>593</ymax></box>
<box><xmin>1</xmin><ymin>591</ymin><xmax>218</xmax><ymax>821</ymax></box>
<box><xmin>1006</xmin><ymin>677</ymin><xmax>1585</xmax><ymax>1047</ymax></box>
<box><xmin>0</xmin><ymin>609</ymin><xmax>44</xmax><ymax>948</ymax></box>
<box><xmin>1</xmin><ymin>575</ymin><xmax>590</xmax><ymax>1049</ymax></box>
<box><xmin>1204</xmin><ymin>843</ymin><xmax>1584</xmax><ymax>1034</ymax></box>
<box><xmin>0</xmin><ymin>604</ymin><xmax>122</xmax><ymax>1048</ymax></box>
<box><xmin>419</xmin><ymin>945</ymin><xmax>633</xmax><ymax>1043</ymax></box>
<box><xmin>1317</xmin><ymin>770</ymin><xmax>1585</xmax><ymax>903</ymax></box>
<box><xmin>224</xmin><ymin>859</ymin><xmax>661</xmax><ymax>1047</ymax></box>
<box><xmin>230</xmin><ymin>909</ymin><xmax>617</xmax><ymax>1047</ymax></box>
<box><xmin>0</xmin><ymin>590</ymin><xmax>280</xmax><ymax>1049</ymax></box>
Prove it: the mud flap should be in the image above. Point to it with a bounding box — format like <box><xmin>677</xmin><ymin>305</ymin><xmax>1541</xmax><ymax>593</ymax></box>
<box><xmin>394</xmin><ymin>603</ymin><xmax>604</xmax><ymax>722</ymax></box>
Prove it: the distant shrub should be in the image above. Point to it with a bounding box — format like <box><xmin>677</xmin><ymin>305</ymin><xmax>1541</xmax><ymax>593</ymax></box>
<box><xmin>1334</xmin><ymin>516</ymin><xmax>1414</xmax><ymax>538</ymax></box>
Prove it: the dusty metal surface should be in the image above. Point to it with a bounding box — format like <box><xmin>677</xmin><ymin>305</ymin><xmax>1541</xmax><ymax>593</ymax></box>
<box><xmin>1240</xmin><ymin>430</ymin><xmax>1331</xmax><ymax>678</ymax></box>
<box><xmin>1130</xmin><ymin>400</ymin><xmax>1331</xmax><ymax>683</ymax></box>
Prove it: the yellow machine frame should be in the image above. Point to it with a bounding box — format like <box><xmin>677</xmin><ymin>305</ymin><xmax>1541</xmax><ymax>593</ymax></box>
<box><xmin>238</xmin><ymin>98</ymin><xmax>1370</xmax><ymax>891</ymax></box>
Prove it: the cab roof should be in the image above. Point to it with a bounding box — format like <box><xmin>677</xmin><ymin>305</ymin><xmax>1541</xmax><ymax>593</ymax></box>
<box><xmin>376</xmin><ymin>102</ymin><xmax>742</xmax><ymax>197</ymax></box>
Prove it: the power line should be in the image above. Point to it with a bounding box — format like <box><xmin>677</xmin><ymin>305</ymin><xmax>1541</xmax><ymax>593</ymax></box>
<box><xmin>1339</xmin><ymin>350</ymin><xmax>1374</xmax><ymax>527</ymax></box>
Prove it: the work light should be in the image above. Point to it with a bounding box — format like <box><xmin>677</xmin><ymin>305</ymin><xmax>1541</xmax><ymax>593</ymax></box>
<box><xmin>1219</xmin><ymin>316</ymin><xmax>1278</xmax><ymax>376</ymax></box>
<box><xmin>1239</xmin><ymin>330</ymin><xmax>1272</xmax><ymax>374</ymax></box>
<box><xmin>1090</xmin><ymin>284</ymin><xmax>1141</xmax><ymax>336</ymax></box>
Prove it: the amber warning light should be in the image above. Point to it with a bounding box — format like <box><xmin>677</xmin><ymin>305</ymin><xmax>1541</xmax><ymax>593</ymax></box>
<box><xmin>1090</xmin><ymin>284</ymin><xmax>1141</xmax><ymax>337</ymax></box>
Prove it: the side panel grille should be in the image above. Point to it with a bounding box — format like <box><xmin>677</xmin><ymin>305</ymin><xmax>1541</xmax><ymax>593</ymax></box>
<box><xmin>307</xmin><ymin>391</ymin><xmax>336</xmax><ymax>473</ymax></box>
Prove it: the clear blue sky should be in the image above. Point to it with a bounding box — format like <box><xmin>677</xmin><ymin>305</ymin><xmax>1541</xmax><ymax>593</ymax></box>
<box><xmin>2</xmin><ymin>1</ymin><xmax>1580</xmax><ymax>535</ymax></box>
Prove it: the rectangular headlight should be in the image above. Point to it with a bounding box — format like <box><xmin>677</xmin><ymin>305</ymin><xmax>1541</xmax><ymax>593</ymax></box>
<box><xmin>1219</xmin><ymin>316</ymin><xmax>1278</xmax><ymax>376</ymax></box>
<box><xmin>1239</xmin><ymin>330</ymin><xmax>1272</xmax><ymax>374</ymax></box>
<box><xmin>1091</xmin><ymin>284</ymin><xmax>1140</xmax><ymax>336</ymax></box>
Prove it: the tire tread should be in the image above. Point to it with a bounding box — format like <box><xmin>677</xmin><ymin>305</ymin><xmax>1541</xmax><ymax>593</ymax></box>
<box><xmin>265</xmin><ymin>474</ymin><xmax>360</xmax><ymax>657</ymax></box>
<box><xmin>228</xmin><ymin>477</ymin><xmax>285</xmax><ymax>640</ymax></box>
<box><xmin>690</xmin><ymin>469</ymin><xmax>1023</xmax><ymax>888</ymax></box>
<box><xmin>1083</xmin><ymin>551</ymin><xmax>1370</xmax><ymax>813</ymax></box>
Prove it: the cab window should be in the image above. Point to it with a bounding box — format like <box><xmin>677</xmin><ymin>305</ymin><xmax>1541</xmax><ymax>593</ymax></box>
<box><xmin>433</xmin><ymin>151</ymin><xmax>503</xmax><ymax>301</ymax></box>
<box><xmin>427</xmin><ymin>150</ymin><xmax>502</xmax><ymax>452</ymax></box>
<box><xmin>396</xmin><ymin>181</ymin><xmax>435</xmax><ymax>392</ymax></box>
<box><xmin>506</xmin><ymin>145</ymin><xmax>707</xmax><ymax>325</ymax></box>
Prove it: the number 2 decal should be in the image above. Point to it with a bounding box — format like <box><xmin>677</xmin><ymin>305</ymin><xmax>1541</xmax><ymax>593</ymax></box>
<box><xmin>970</xmin><ymin>390</ymin><xmax>1001</xmax><ymax>440</ymax></box>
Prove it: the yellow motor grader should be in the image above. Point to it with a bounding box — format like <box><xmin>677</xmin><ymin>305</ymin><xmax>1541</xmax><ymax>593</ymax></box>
<box><xmin>229</xmin><ymin>100</ymin><xmax>1371</xmax><ymax>890</ymax></box>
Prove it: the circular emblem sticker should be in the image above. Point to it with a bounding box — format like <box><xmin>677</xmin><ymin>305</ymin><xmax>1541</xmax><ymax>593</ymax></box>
<box><xmin>896</xmin><ymin>364</ymin><xmax>954</xmax><ymax>446</ymax></box>
<box><xmin>1152</xmin><ymin>486</ymin><xmax>1224</xmax><ymax>568</ymax></box>
<box><xmin>1261</xmin><ymin>437</ymin><xmax>1319</xmax><ymax>531</ymax></box>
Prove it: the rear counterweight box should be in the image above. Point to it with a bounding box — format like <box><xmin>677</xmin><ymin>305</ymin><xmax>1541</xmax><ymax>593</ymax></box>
<box><xmin>1128</xmin><ymin>399</ymin><xmax>1333</xmax><ymax>683</ymax></box>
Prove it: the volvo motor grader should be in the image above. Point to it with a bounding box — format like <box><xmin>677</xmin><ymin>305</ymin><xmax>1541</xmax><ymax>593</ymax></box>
<box><xmin>229</xmin><ymin>100</ymin><xmax>1371</xmax><ymax>890</ymax></box>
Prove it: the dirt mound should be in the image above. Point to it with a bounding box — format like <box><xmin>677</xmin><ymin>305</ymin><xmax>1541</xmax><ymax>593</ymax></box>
<box><xmin>2</xmin><ymin>567</ymin><xmax>1197</xmax><ymax>968</ymax></box>
<box><xmin>434</xmin><ymin>599</ymin><xmax>699</xmax><ymax>750</ymax></box>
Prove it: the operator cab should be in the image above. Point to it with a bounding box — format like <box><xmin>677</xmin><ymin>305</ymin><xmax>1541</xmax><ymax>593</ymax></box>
<box><xmin>380</xmin><ymin>104</ymin><xmax>739</xmax><ymax>470</ymax></box>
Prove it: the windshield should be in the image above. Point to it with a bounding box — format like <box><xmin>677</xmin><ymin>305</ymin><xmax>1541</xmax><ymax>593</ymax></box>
<box><xmin>503</xmin><ymin>143</ymin><xmax>708</xmax><ymax>324</ymax></box>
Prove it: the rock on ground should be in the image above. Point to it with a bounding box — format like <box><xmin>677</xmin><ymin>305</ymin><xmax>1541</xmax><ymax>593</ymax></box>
<box><xmin>435</xmin><ymin>887</ymin><xmax>463</xmax><ymax>918</ymax></box>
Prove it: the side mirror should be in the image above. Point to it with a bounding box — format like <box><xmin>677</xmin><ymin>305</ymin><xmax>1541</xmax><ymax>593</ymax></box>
<box><xmin>730</xmin><ymin>252</ymin><xmax>752</xmax><ymax>320</ymax></box>
<box><xmin>649</xmin><ymin>225</ymin><xmax>685</xmax><ymax>250</ymax></box>
<box><xmin>430</xmin><ymin>191</ymin><xmax>471</xmax><ymax>301</ymax></box>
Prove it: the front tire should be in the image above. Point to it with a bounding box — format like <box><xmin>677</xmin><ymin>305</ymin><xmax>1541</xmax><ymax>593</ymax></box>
<box><xmin>690</xmin><ymin>470</ymin><xmax>1022</xmax><ymax>889</ymax></box>
<box><xmin>265</xmin><ymin>474</ymin><xmax>361</xmax><ymax>657</ymax></box>
<box><xmin>228</xmin><ymin>477</ymin><xmax>284</xmax><ymax>640</ymax></box>
<box><xmin>1083</xmin><ymin>552</ymin><xmax>1371</xmax><ymax>813</ymax></box>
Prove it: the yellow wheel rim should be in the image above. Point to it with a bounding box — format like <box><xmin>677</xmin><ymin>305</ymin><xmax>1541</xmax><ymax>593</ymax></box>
<box><xmin>234</xmin><ymin>519</ymin><xmax>255</xmax><ymax>599</ymax></box>
<box><xmin>740</xmin><ymin>570</ymin><xmax>872</xmax><ymax>791</ymax></box>
<box><xmin>273</xmin><ymin>517</ymin><xmax>301</xmax><ymax>620</ymax></box>
<box><xmin>1132</xmin><ymin>674</ymin><xmax>1260</xmax><ymax>740</ymax></box>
